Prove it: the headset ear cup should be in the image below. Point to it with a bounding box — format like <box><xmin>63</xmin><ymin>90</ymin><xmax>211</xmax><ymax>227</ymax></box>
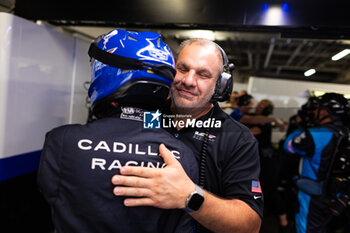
<box><xmin>225</xmin><ymin>74</ymin><xmax>233</xmax><ymax>101</ymax></box>
<box><xmin>211</xmin><ymin>42</ymin><xmax>234</xmax><ymax>102</ymax></box>
<box><xmin>212</xmin><ymin>75</ymin><xmax>222</xmax><ymax>101</ymax></box>
<box><xmin>220</xmin><ymin>72</ymin><xmax>233</xmax><ymax>102</ymax></box>
<box><xmin>212</xmin><ymin>72</ymin><xmax>233</xmax><ymax>102</ymax></box>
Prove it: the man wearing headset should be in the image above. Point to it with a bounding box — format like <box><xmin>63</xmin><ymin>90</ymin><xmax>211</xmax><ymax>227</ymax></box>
<box><xmin>37</xmin><ymin>29</ymin><xmax>198</xmax><ymax>233</ymax></box>
<box><xmin>112</xmin><ymin>38</ymin><xmax>263</xmax><ymax>233</ymax></box>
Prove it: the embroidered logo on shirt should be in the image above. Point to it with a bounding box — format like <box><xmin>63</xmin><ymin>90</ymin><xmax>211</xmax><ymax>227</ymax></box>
<box><xmin>192</xmin><ymin>131</ymin><xmax>216</xmax><ymax>142</ymax></box>
<box><xmin>120</xmin><ymin>107</ymin><xmax>143</xmax><ymax>121</ymax></box>
<box><xmin>251</xmin><ymin>180</ymin><xmax>262</xmax><ymax>193</ymax></box>
<box><xmin>254</xmin><ymin>195</ymin><xmax>262</xmax><ymax>200</ymax></box>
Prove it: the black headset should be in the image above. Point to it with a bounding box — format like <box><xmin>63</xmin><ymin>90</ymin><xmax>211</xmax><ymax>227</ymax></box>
<box><xmin>211</xmin><ymin>43</ymin><xmax>235</xmax><ymax>102</ymax></box>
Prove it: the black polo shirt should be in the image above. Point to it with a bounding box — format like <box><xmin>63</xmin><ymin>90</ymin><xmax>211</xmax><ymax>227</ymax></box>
<box><xmin>164</xmin><ymin>103</ymin><xmax>264</xmax><ymax>223</ymax></box>
<box><xmin>38</xmin><ymin>107</ymin><xmax>198</xmax><ymax>233</ymax></box>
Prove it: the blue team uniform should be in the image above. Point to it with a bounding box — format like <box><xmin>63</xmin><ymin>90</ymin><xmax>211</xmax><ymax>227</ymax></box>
<box><xmin>284</xmin><ymin>122</ymin><xmax>344</xmax><ymax>233</ymax></box>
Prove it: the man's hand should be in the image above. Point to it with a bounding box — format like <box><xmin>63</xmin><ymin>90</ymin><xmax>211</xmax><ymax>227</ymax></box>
<box><xmin>111</xmin><ymin>144</ymin><xmax>195</xmax><ymax>209</ymax></box>
<box><xmin>271</xmin><ymin>117</ymin><xmax>287</xmax><ymax>132</ymax></box>
<box><xmin>249</xmin><ymin>126</ymin><xmax>262</xmax><ymax>136</ymax></box>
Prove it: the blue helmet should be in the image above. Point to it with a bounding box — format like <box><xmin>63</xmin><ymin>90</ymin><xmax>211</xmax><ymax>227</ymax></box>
<box><xmin>88</xmin><ymin>29</ymin><xmax>175</xmax><ymax>115</ymax></box>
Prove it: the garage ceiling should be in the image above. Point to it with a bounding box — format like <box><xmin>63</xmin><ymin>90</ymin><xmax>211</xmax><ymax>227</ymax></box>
<box><xmin>3</xmin><ymin>0</ymin><xmax>350</xmax><ymax>84</ymax></box>
<box><xmin>59</xmin><ymin>26</ymin><xmax>350</xmax><ymax>84</ymax></box>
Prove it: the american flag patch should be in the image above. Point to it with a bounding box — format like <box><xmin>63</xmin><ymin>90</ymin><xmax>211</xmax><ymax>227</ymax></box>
<box><xmin>251</xmin><ymin>180</ymin><xmax>262</xmax><ymax>193</ymax></box>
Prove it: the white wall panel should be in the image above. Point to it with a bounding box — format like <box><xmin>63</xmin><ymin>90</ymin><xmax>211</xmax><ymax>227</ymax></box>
<box><xmin>69</xmin><ymin>37</ymin><xmax>91</xmax><ymax>124</ymax></box>
<box><xmin>233</xmin><ymin>81</ymin><xmax>248</xmax><ymax>94</ymax></box>
<box><xmin>0</xmin><ymin>13</ymin><xmax>12</xmax><ymax>157</ymax></box>
<box><xmin>0</xmin><ymin>13</ymin><xmax>90</xmax><ymax>180</ymax></box>
<box><xmin>1</xmin><ymin>13</ymin><xmax>73</xmax><ymax>158</ymax></box>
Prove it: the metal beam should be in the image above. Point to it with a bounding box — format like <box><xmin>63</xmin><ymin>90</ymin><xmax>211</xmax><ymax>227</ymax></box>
<box><xmin>263</xmin><ymin>38</ymin><xmax>275</xmax><ymax>68</ymax></box>
<box><xmin>247</xmin><ymin>52</ymin><xmax>253</xmax><ymax>69</ymax></box>
<box><xmin>285</xmin><ymin>40</ymin><xmax>307</xmax><ymax>66</ymax></box>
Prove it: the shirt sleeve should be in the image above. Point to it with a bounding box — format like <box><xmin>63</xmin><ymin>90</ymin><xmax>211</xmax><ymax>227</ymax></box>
<box><xmin>222</xmin><ymin>130</ymin><xmax>264</xmax><ymax>218</ymax></box>
<box><xmin>37</xmin><ymin>127</ymin><xmax>66</xmax><ymax>204</ymax></box>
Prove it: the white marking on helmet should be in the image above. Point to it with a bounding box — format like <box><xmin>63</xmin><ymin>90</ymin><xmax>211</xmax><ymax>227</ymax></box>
<box><xmin>103</xmin><ymin>30</ymin><xmax>119</xmax><ymax>49</ymax></box>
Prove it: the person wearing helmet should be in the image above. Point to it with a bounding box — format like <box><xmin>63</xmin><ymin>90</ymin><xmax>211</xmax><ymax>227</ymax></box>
<box><xmin>284</xmin><ymin>92</ymin><xmax>350</xmax><ymax>233</ymax></box>
<box><xmin>37</xmin><ymin>29</ymin><xmax>198</xmax><ymax>233</ymax></box>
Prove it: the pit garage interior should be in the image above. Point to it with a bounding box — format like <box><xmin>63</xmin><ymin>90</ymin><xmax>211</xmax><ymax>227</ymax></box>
<box><xmin>1</xmin><ymin>0</ymin><xmax>350</xmax><ymax>232</ymax></box>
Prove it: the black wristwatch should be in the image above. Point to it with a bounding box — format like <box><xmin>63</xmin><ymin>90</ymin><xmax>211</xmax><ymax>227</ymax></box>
<box><xmin>185</xmin><ymin>184</ymin><xmax>205</xmax><ymax>212</ymax></box>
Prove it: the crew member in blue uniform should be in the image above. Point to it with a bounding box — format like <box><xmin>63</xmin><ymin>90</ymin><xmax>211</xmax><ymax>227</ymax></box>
<box><xmin>37</xmin><ymin>29</ymin><xmax>198</xmax><ymax>233</ymax></box>
<box><xmin>284</xmin><ymin>92</ymin><xmax>350</xmax><ymax>233</ymax></box>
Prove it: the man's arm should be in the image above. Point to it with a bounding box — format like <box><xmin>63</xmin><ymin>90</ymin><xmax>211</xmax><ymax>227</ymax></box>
<box><xmin>190</xmin><ymin>191</ymin><xmax>261</xmax><ymax>233</ymax></box>
<box><xmin>240</xmin><ymin>115</ymin><xmax>286</xmax><ymax>131</ymax></box>
<box><xmin>284</xmin><ymin>129</ymin><xmax>315</xmax><ymax>157</ymax></box>
<box><xmin>111</xmin><ymin>144</ymin><xmax>261</xmax><ymax>233</ymax></box>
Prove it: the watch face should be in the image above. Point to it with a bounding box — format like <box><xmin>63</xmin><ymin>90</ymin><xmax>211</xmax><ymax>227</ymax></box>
<box><xmin>188</xmin><ymin>193</ymin><xmax>204</xmax><ymax>211</ymax></box>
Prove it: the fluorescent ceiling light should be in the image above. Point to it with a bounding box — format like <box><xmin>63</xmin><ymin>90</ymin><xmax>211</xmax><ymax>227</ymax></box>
<box><xmin>304</xmin><ymin>69</ymin><xmax>316</xmax><ymax>77</ymax></box>
<box><xmin>331</xmin><ymin>49</ymin><xmax>350</xmax><ymax>61</ymax></box>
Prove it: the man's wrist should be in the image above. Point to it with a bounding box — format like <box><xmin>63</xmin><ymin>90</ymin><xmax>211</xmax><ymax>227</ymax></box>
<box><xmin>181</xmin><ymin>183</ymin><xmax>196</xmax><ymax>208</ymax></box>
<box><xmin>184</xmin><ymin>184</ymin><xmax>205</xmax><ymax>212</ymax></box>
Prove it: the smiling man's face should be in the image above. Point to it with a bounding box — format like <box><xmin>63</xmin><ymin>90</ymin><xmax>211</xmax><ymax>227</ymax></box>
<box><xmin>171</xmin><ymin>42</ymin><xmax>221</xmax><ymax>116</ymax></box>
